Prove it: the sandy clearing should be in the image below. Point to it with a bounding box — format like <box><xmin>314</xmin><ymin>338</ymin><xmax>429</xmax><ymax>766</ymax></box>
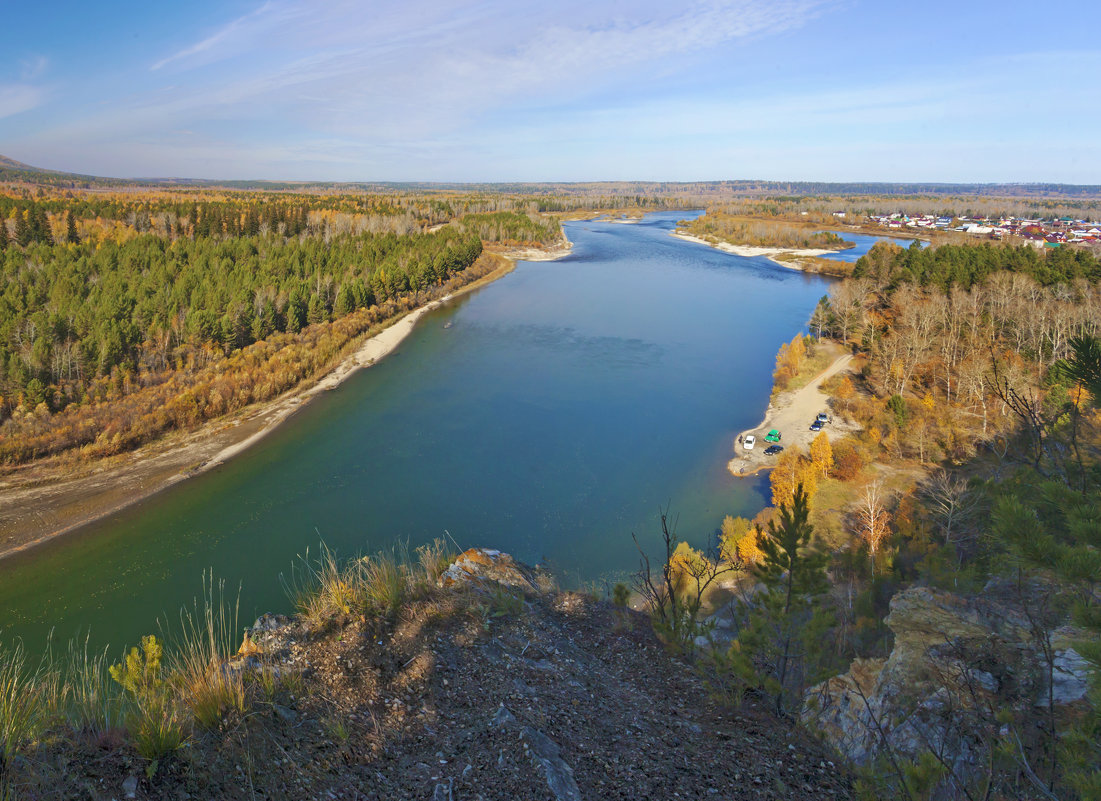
<box><xmin>727</xmin><ymin>350</ymin><xmax>858</xmax><ymax>478</ymax></box>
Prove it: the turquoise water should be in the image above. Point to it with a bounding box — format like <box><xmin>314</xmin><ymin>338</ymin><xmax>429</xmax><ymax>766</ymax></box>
<box><xmin>0</xmin><ymin>210</ymin><xmax>838</xmax><ymax>655</ymax></box>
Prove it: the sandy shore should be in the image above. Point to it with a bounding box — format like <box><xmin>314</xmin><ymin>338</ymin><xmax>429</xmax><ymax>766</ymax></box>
<box><xmin>0</xmin><ymin>245</ymin><xmax>568</xmax><ymax>562</ymax></box>
<box><xmin>671</xmin><ymin>230</ymin><xmax>837</xmax><ymax>268</ymax></box>
<box><xmin>727</xmin><ymin>349</ymin><xmax>858</xmax><ymax>478</ymax></box>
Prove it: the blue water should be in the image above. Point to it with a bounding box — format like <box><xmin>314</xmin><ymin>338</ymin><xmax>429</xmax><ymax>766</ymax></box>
<box><xmin>0</xmin><ymin>210</ymin><xmax>839</xmax><ymax>655</ymax></box>
<box><xmin>819</xmin><ymin>230</ymin><xmax>922</xmax><ymax>262</ymax></box>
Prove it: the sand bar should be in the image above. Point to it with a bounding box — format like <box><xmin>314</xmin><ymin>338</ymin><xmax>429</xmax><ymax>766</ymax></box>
<box><xmin>671</xmin><ymin>230</ymin><xmax>837</xmax><ymax>268</ymax></box>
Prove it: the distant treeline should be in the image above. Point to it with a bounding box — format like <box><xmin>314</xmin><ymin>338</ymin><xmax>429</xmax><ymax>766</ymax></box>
<box><xmin>6</xmin><ymin>154</ymin><xmax>1100</xmax><ymax>201</ymax></box>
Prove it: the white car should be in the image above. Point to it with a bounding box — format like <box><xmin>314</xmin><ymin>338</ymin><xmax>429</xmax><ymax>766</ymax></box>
<box><xmin>743</xmin><ymin>435</ymin><xmax>756</xmax><ymax>450</ymax></box>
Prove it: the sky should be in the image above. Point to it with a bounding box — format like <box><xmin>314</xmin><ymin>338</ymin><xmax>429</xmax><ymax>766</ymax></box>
<box><xmin>1</xmin><ymin>0</ymin><xmax>1099</xmax><ymax>183</ymax></box>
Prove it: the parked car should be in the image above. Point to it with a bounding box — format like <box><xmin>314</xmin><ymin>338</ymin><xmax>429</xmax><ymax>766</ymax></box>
<box><xmin>764</xmin><ymin>444</ymin><xmax>784</xmax><ymax>456</ymax></box>
<box><xmin>743</xmin><ymin>435</ymin><xmax>756</xmax><ymax>450</ymax></box>
<box><xmin>765</xmin><ymin>429</ymin><xmax>782</xmax><ymax>443</ymax></box>
<box><xmin>815</xmin><ymin>413</ymin><xmax>829</xmax><ymax>424</ymax></box>
<box><xmin>809</xmin><ymin>420</ymin><xmax>823</xmax><ymax>432</ymax></box>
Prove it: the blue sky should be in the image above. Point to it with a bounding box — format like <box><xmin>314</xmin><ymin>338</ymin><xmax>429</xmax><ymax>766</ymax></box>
<box><xmin>1</xmin><ymin>0</ymin><xmax>1099</xmax><ymax>183</ymax></box>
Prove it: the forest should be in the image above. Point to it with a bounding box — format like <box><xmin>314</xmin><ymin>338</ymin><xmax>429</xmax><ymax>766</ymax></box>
<box><xmin>0</xmin><ymin>185</ymin><xmax>581</xmax><ymax>464</ymax></box>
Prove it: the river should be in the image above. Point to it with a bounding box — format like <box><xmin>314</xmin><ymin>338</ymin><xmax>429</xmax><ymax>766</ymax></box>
<box><xmin>1</xmin><ymin>210</ymin><xmax>849</xmax><ymax>655</ymax></box>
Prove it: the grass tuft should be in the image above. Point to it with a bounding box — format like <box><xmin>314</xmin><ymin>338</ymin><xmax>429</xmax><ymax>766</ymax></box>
<box><xmin>0</xmin><ymin>641</ymin><xmax>56</xmax><ymax>776</ymax></box>
<box><xmin>284</xmin><ymin>539</ymin><xmax>458</xmax><ymax>624</ymax></box>
<box><xmin>168</xmin><ymin>575</ymin><xmax>246</xmax><ymax>731</ymax></box>
<box><xmin>63</xmin><ymin>635</ymin><xmax>126</xmax><ymax>737</ymax></box>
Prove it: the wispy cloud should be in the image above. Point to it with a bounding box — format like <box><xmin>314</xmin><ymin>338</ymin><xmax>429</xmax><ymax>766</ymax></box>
<box><xmin>18</xmin><ymin>55</ymin><xmax>49</xmax><ymax>81</ymax></box>
<box><xmin>11</xmin><ymin>0</ymin><xmax>1097</xmax><ymax>181</ymax></box>
<box><xmin>151</xmin><ymin>1</ymin><xmax>286</xmax><ymax>71</ymax></box>
<box><xmin>0</xmin><ymin>84</ymin><xmax>44</xmax><ymax>119</ymax></box>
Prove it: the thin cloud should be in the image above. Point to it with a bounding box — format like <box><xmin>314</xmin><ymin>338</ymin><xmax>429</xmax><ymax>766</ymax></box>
<box><xmin>0</xmin><ymin>84</ymin><xmax>44</xmax><ymax>119</ymax></box>
<box><xmin>151</xmin><ymin>1</ymin><xmax>282</xmax><ymax>71</ymax></box>
<box><xmin>18</xmin><ymin>55</ymin><xmax>49</xmax><ymax>81</ymax></box>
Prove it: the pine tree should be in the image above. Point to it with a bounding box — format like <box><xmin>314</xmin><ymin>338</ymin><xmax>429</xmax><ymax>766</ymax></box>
<box><xmin>732</xmin><ymin>485</ymin><xmax>833</xmax><ymax>714</ymax></box>
<box><xmin>0</xmin><ymin>217</ymin><xmax>8</xmax><ymax>249</ymax></box>
<box><xmin>66</xmin><ymin>211</ymin><xmax>80</xmax><ymax>244</ymax></box>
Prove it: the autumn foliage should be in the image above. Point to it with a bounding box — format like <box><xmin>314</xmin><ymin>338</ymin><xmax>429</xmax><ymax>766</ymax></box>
<box><xmin>772</xmin><ymin>334</ymin><xmax>807</xmax><ymax>393</ymax></box>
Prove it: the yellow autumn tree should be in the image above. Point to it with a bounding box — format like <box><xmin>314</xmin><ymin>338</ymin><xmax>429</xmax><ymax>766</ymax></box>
<box><xmin>809</xmin><ymin>431</ymin><xmax>834</xmax><ymax>477</ymax></box>
<box><xmin>668</xmin><ymin>541</ymin><xmax>711</xmax><ymax>598</ymax></box>
<box><xmin>772</xmin><ymin>334</ymin><xmax>807</xmax><ymax>392</ymax></box>
<box><xmin>720</xmin><ymin>515</ymin><xmax>763</xmax><ymax>564</ymax></box>
<box><xmin>770</xmin><ymin>447</ymin><xmax>818</xmax><ymax>509</ymax></box>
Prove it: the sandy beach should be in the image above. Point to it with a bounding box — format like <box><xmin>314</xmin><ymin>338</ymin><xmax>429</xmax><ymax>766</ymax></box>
<box><xmin>0</xmin><ymin>245</ymin><xmax>568</xmax><ymax>562</ymax></box>
<box><xmin>671</xmin><ymin>230</ymin><xmax>837</xmax><ymax>268</ymax></box>
<box><xmin>727</xmin><ymin>349</ymin><xmax>858</xmax><ymax>478</ymax></box>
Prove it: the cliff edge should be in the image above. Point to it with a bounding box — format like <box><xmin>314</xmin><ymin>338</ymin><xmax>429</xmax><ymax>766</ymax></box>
<box><xmin>7</xmin><ymin>549</ymin><xmax>852</xmax><ymax>800</ymax></box>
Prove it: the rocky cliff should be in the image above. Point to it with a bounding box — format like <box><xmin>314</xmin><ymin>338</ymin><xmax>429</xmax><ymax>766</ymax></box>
<box><xmin>803</xmin><ymin>583</ymin><xmax>1091</xmax><ymax>781</ymax></box>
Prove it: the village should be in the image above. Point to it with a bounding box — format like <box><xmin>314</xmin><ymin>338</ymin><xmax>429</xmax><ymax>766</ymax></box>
<box><xmin>863</xmin><ymin>210</ymin><xmax>1101</xmax><ymax>246</ymax></box>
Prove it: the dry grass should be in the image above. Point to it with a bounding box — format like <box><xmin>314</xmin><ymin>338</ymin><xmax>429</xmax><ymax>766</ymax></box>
<box><xmin>0</xmin><ymin>641</ymin><xmax>56</xmax><ymax>776</ymax></box>
<box><xmin>62</xmin><ymin>636</ymin><xmax>126</xmax><ymax>737</ymax></box>
<box><xmin>285</xmin><ymin>539</ymin><xmax>457</xmax><ymax>625</ymax></box>
<box><xmin>2</xmin><ymin>542</ymin><xmax>463</xmax><ymax>779</ymax></box>
<box><xmin>167</xmin><ymin>576</ymin><xmax>245</xmax><ymax>731</ymax></box>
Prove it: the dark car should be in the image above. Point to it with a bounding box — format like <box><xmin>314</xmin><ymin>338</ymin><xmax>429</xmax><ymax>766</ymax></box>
<box><xmin>764</xmin><ymin>444</ymin><xmax>784</xmax><ymax>455</ymax></box>
<box><xmin>815</xmin><ymin>412</ymin><xmax>829</xmax><ymax>424</ymax></box>
<box><xmin>809</xmin><ymin>420</ymin><xmax>823</xmax><ymax>432</ymax></box>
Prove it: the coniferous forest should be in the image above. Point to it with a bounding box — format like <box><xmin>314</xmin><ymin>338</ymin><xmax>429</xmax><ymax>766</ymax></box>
<box><xmin>0</xmin><ymin>189</ymin><xmax>582</xmax><ymax>463</ymax></box>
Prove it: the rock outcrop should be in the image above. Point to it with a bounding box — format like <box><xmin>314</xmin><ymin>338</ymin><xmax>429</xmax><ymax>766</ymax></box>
<box><xmin>437</xmin><ymin>547</ymin><xmax>549</xmax><ymax>591</ymax></box>
<box><xmin>804</xmin><ymin>584</ymin><xmax>1092</xmax><ymax>776</ymax></box>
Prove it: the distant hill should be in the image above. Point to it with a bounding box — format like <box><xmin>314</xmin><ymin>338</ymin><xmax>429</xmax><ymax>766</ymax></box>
<box><xmin>0</xmin><ymin>154</ymin><xmax>117</xmax><ymax>188</ymax></box>
<box><xmin>3</xmin><ymin>153</ymin><xmax>1101</xmax><ymax>199</ymax></box>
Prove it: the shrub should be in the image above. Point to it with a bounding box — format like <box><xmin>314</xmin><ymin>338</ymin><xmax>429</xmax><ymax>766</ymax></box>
<box><xmin>109</xmin><ymin>635</ymin><xmax>186</xmax><ymax>760</ymax></box>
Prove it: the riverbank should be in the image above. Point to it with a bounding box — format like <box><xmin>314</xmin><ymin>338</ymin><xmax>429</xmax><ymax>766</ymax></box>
<box><xmin>727</xmin><ymin>346</ymin><xmax>859</xmax><ymax>478</ymax></box>
<box><xmin>671</xmin><ymin>230</ymin><xmax>837</xmax><ymax>267</ymax></box>
<box><xmin>0</xmin><ymin>244</ymin><xmax>568</xmax><ymax>562</ymax></box>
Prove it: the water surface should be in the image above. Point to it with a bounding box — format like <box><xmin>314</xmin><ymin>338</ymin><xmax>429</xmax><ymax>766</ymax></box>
<box><xmin>1</xmin><ymin>211</ymin><xmax>838</xmax><ymax>654</ymax></box>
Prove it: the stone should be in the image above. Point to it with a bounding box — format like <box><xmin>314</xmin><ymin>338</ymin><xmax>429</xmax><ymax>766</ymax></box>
<box><xmin>490</xmin><ymin>704</ymin><xmax>517</xmax><ymax>729</ymax></box>
<box><xmin>520</xmin><ymin>726</ymin><xmax>582</xmax><ymax>801</ymax></box>
<box><xmin>1043</xmin><ymin>648</ymin><xmax>1093</xmax><ymax>706</ymax></box>
<box><xmin>438</xmin><ymin>549</ymin><xmax>541</xmax><ymax>591</ymax></box>
<box><xmin>122</xmin><ymin>776</ymin><xmax>138</xmax><ymax>799</ymax></box>
<box><xmin>252</xmin><ymin>613</ymin><xmax>291</xmax><ymax>632</ymax></box>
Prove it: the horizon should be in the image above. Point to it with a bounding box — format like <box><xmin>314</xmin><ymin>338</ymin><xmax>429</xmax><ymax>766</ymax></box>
<box><xmin>2</xmin><ymin>1</ymin><xmax>1100</xmax><ymax>184</ymax></box>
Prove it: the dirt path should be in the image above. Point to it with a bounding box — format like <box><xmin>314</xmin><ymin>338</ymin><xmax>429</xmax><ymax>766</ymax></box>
<box><xmin>728</xmin><ymin>350</ymin><xmax>858</xmax><ymax>477</ymax></box>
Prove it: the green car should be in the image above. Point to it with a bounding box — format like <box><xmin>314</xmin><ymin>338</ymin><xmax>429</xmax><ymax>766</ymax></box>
<box><xmin>764</xmin><ymin>430</ymin><xmax>782</xmax><ymax>443</ymax></box>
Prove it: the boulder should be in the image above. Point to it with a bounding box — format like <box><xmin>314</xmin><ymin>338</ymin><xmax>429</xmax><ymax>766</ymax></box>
<box><xmin>804</xmin><ymin>584</ymin><xmax>1091</xmax><ymax>775</ymax></box>
<box><xmin>438</xmin><ymin>548</ymin><xmax>543</xmax><ymax>591</ymax></box>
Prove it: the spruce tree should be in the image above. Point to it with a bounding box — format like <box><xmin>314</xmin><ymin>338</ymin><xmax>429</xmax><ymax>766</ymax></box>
<box><xmin>0</xmin><ymin>217</ymin><xmax>8</xmax><ymax>249</ymax></box>
<box><xmin>15</xmin><ymin>210</ymin><xmax>31</xmax><ymax>247</ymax></box>
<box><xmin>66</xmin><ymin>211</ymin><xmax>80</xmax><ymax>244</ymax></box>
<box><xmin>34</xmin><ymin>206</ymin><xmax>53</xmax><ymax>245</ymax></box>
